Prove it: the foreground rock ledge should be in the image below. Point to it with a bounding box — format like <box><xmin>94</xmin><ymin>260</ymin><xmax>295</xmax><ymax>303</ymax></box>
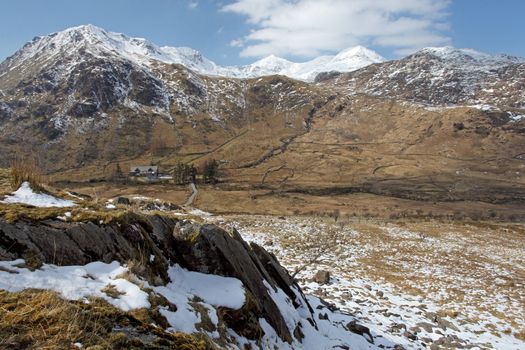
<box><xmin>0</xmin><ymin>212</ymin><xmax>316</xmax><ymax>344</ymax></box>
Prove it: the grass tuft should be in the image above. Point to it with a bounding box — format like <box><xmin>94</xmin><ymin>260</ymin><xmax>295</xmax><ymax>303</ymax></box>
<box><xmin>10</xmin><ymin>158</ymin><xmax>47</xmax><ymax>192</ymax></box>
<box><xmin>101</xmin><ymin>284</ymin><xmax>125</xmax><ymax>299</ymax></box>
<box><xmin>0</xmin><ymin>289</ymin><xmax>218</xmax><ymax>350</ymax></box>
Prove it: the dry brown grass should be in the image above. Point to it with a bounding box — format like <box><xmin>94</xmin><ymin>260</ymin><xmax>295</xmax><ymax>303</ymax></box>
<box><xmin>60</xmin><ymin>179</ymin><xmax>525</xmax><ymax>223</ymax></box>
<box><xmin>0</xmin><ymin>203</ymin><xmax>70</xmax><ymax>223</ymax></box>
<box><xmin>0</xmin><ymin>200</ymin><xmax>133</xmax><ymax>224</ymax></box>
<box><xmin>0</xmin><ymin>289</ymin><xmax>110</xmax><ymax>349</ymax></box>
<box><xmin>101</xmin><ymin>284</ymin><xmax>125</xmax><ymax>299</ymax></box>
<box><xmin>0</xmin><ymin>168</ymin><xmax>11</xmax><ymax>195</ymax></box>
<box><xmin>10</xmin><ymin>158</ymin><xmax>47</xmax><ymax>192</ymax></box>
<box><xmin>0</xmin><ymin>289</ymin><xmax>218</xmax><ymax>350</ymax></box>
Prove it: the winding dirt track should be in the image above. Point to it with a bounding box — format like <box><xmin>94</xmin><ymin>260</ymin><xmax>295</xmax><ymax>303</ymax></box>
<box><xmin>184</xmin><ymin>182</ymin><xmax>198</xmax><ymax>206</ymax></box>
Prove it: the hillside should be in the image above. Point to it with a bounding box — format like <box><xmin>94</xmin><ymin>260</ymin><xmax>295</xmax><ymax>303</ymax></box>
<box><xmin>0</xmin><ymin>25</ymin><xmax>524</xmax><ymax>208</ymax></box>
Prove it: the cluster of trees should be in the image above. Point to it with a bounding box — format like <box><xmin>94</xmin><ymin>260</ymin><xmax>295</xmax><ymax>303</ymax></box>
<box><xmin>114</xmin><ymin>163</ymin><xmax>124</xmax><ymax>179</ymax></box>
<box><xmin>173</xmin><ymin>162</ymin><xmax>197</xmax><ymax>185</ymax></box>
<box><xmin>202</xmin><ymin>159</ymin><xmax>219</xmax><ymax>184</ymax></box>
<box><xmin>173</xmin><ymin>159</ymin><xmax>220</xmax><ymax>184</ymax></box>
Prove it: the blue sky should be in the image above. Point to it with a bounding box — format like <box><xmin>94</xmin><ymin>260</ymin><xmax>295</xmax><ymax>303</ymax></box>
<box><xmin>0</xmin><ymin>0</ymin><xmax>524</xmax><ymax>65</ymax></box>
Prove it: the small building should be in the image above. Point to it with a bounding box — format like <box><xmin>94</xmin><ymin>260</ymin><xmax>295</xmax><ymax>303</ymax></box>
<box><xmin>130</xmin><ymin>166</ymin><xmax>159</xmax><ymax>178</ymax></box>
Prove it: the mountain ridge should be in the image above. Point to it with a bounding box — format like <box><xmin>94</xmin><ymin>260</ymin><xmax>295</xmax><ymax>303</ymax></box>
<box><xmin>3</xmin><ymin>24</ymin><xmax>525</xmax><ymax>85</ymax></box>
<box><xmin>322</xmin><ymin>45</ymin><xmax>525</xmax><ymax>107</ymax></box>
<box><xmin>2</xmin><ymin>24</ymin><xmax>384</xmax><ymax>82</ymax></box>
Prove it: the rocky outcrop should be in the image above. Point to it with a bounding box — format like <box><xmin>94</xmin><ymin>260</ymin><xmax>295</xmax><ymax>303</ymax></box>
<box><xmin>324</xmin><ymin>48</ymin><xmax>525</xmax><ymax>108</ymax></box>
<box><xmin>172</xmin><ymin>224</ymin><xmax>317</xmax><ymax>342</ymax></box>
<box><xmin>0</xmin><ymin>212</ymin><xmax>315</xmax><ymax>344</ymax></box>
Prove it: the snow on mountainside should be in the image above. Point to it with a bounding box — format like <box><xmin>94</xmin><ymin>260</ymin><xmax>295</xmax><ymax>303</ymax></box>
<box><xmin>0</xmin><ymin>24</ymin><xmax>384</xmax><ymax>81</ymax></box>
<box><xmin>0</xmin><ymin>24</ymin><xmax>219</xmax><ymax>76</ymax></box>
<box><xmin>225</xmin><ymin>46</ymin><xmax>385</xmax><ymax>81</ymax></box>
<box><xmin>417</xmin><ymin>46</ymin><xmax>525</xmax><ymax>67</ymax></box>
<box><xmin>325</xmin><ymin>45</ymin><xmax>525</xmax><ymax>107</ymax></box>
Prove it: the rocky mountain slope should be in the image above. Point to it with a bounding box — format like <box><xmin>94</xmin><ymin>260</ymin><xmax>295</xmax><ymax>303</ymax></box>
<box><xmin>321</xmin><ymin>46</ymin><xmax>525</xmax><ymax>107</ymax></box>
<box><xmin>0</xmin><ymin>25</ymin><xmax>524</xmax><ymax>205</ymax></box>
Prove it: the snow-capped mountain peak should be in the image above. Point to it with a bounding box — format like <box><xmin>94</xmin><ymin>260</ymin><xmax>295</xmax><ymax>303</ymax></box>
<box><xmin>223</xmin><ymin>46</ymin><xmax>386</xmax><ymax>81</ymax></box>
<box><xmin>414</xmin><ymin>46</ymin><xmax>525</xmax><ymax>67</ymax></box>
<box><xmin>334</xmin><ymin>45</ymin><xmax>384</xmax><ymax>61</ymax></box>
<box><xmin>252</xmin><ymin>55</ymin><xmax>293</xmax><ymax>69</ymax></box>
<box><xmin>1</xmin><ymin>25</ymin><xmax>386</xmax><ymax>81</ymax></box>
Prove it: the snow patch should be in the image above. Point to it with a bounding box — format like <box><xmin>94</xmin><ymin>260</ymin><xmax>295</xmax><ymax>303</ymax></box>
<box><xmin>1</xmin><ymin>182</ymin><xmax>75</xmax><ymax>207</ymax></box>
<box><xmin>157</xmin><ymin>265</ymin><xmax>245</xmax><ymax>310</ymax></box>
<box><xmin>150</xmin><ymin>265</ymin><xmax>246</xmax><ymax>336</ymax></box>
<box><xmin>508</xmin><ymin>112</ymin><xmax>525</xmax><ymax>122</ymax></box>
<box><xmin>0</xmin><ymin>260</ymin><xmax>149</xmax><ymax>311</ymax></box>
<box><xmin>187</xmin><ymin>208</ymin><xmax>213</xmax><ymax>217</ymax></box>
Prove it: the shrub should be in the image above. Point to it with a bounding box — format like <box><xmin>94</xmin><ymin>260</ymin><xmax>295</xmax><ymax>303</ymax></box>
<box><xmin>453</xmin><ymin>122</ymin><xmax>465</xmax><ymax>131</ymax></box>
<box><xmin>10</xmin><ymin>158</ymin><xmax>46</xmax><ymax>192</ymax></box>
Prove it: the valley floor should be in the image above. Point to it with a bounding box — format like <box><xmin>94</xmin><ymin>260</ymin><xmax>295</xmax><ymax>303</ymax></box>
<box><xmin>204</xmin><ymin>214</ymin><xmax>525</xmax><ymax>349</ymax></box>
<box><xmin>61</xmin><ymin>181</ymin><xmax>525</xmax><ymax>222</ymax></box>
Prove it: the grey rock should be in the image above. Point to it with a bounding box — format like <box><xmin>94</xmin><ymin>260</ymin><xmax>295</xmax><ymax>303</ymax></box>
<box><xmin>116</xmin><ymin>197</ymin><xmax>131</xmax><ymax>205</ymax></box>
<box><xmin>409</xmin><ymin>326</ymin><xmax>422</xmax><ymax>334</ymax></box>
<box><xmin>421</xmin><ymin>336</ymin><xmax>433</xmax><ymax>344</ymax></box>
<box><xmin>436</xmin><ymin>317</ymin><xmax>460</xmax><ymax>331</ymax></box>
<box><xmin>417</xmin><ymin>322</ymin><xmax>435</xmax><ymax>333</ymax></box>
<box><xmin>346</xmin><ymin>320</ymin><xmax>374</xmax><ymax>344</ymax></box>
<box><xmin>389</xmin><ymin>323</ymin><xmax>407</xmax><ymax>333</ymax></box>
<box><xmin>313</xmin><ymin>270</ymin><xmax>331</xmax><ymax>284</ymax></box>
<box><xmin>403</xmin><ymin>331</ymin><xmax>417</xmax><ymax>341</ymax></box>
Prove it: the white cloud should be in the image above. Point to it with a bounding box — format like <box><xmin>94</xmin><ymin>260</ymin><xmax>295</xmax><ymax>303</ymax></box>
<box><xmin>229</xmin><ymin>38</ymin><xmax>245</xmax><ymax>47</ymax></box>
<box><xmin>188</xmin><ymin>0</ymin><xmax>199</xmax><ymax>9</ymax></box>
<box><xmin>221</xmin><ymin>0</ymin><xmax>452</xmax><ymax>58</ymax></box>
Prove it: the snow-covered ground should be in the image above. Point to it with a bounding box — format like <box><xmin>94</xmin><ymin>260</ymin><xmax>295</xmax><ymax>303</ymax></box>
<box><xmin>1</xmin><ymin>194</ymin><xmax>523</xmax><ymax>349</ymax></box>
<box><xmin>212</xmin><ymin>215</ymin><xmax>525</xmax><ymax>350</ymax></box>
<box><xmin>0</xmin><ymin>259</ymin><xmax>398</xmax><ymax>349</ymax></box>
<box><xmin>1</xmin><ymin>181</ymin><xmax>75</xmax><ymax>207</ymax></box>
<box><xmin>0</xmin><ymin>260</ymin><xmax>149</xmax><ymax>311</ymax></box>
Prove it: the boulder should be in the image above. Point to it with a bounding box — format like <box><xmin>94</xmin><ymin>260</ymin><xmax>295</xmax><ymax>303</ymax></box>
<box><xmin>417</xmin><ymin>321</ymin><xmax>435</xmax><ymax>333</ymax></box>
<box><xmin>115</xmin><ymin>197</ymin><xmax>131</xmax><ymax>205</ymax></box>
<box><xmin>313</xmin><ymin>270</ymin><xmax>331</xmax><ymax>284</ymax></box>
<box><xmin>346</xmin><ymin>320</ymin><xmax>374</xmax><ymax>344</ymax></box>
<box><xmin>403</xmin><ymin>331</ymin><xmax>417</xmax><ymax>341</ymax></box>
<box><xmin>172</xmin><ymin>223</ymin><xmax>317</xmax><ymax>342</ymax></box>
